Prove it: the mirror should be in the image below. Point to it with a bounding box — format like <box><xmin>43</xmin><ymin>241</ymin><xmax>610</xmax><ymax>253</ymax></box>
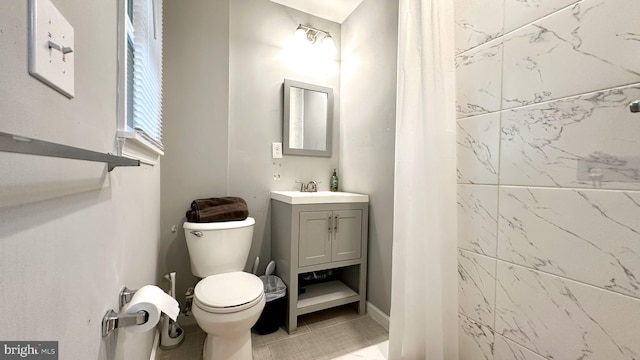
<box><xmin>283</xmin><ymin>79</ymin><xmax>333</xmax><ymax>157</ymax></box>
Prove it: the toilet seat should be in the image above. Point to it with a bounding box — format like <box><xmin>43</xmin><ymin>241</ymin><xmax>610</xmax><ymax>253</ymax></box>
<box><xmin>194</xmin><ymin>272</ymin><xmax>264</xmax><ymax>314</ymax></box>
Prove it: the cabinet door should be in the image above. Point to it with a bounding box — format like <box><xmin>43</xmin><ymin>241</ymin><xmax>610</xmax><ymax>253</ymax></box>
<box><xmin>331</xmin><ymin>209</ymin><xmax>362</xmax><ymax>262</ymax></box>
<box><xmin>299</xmin><ymin>211</ymin><xmax>333</xmax><ymax>267</ymax></box>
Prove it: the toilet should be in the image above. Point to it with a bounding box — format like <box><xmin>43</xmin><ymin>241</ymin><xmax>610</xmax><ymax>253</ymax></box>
<box><xmin>183</xmin><ymin>217</ymin><xmax>265</xmax><ymax>360</ymax></box>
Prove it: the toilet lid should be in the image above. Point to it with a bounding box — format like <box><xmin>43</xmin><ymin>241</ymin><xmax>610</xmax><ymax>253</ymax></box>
<box><xmin>194</xmin><ymin>272</ymin><xmax>264</xmax><ymax>313</ymax></box>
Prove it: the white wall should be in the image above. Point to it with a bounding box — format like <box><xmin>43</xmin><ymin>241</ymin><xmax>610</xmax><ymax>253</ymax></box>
<box><xmin>340</xmin><ymin>0</ymin><xmax>398</xmax><ymax>315</ymax></box>
<box><xmin>0</xmin><ymin>1</ymin><xmax>160</xmax><ymax>359</ymax></box>
<box><xmin>456</xmin><ymin>0</ymin><xmax>640</xmax><ymax>358</ymax></box>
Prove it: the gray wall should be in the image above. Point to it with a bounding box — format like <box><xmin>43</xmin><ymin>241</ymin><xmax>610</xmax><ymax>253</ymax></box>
<box><xmin>228</xmin><ymin>0</ymin><xmax>341</xmax><ymax>270</ymax></box>
<box><xmin>160</xmin><ymin>0</ymin><xmax>341</xmax><ymax>322</ymax></box>
<box><xmin>161</xmin><ymin>0</ymin><xmax>231</xmax><ymax>325</ymax></box>
<box><xmin>0</xmin><ymin>1</ymin><xmax>160</xmax><ymax>359</ymax></box>
<box><xmin>456</xmin><ymin>0</ymin><xmax>640</xmax><ymax>358</ymax></box>
<box><xmin>340</xmin><ymin>0</ymin><xmax>398</xmax><ymax>315</ymax></box>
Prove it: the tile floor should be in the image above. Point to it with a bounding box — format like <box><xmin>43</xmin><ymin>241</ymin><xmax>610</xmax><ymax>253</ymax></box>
<box><xmin>157</xmin><ymin>305</ymin><xmax>388</xmax><ymax>360</ymax></box>
<box><xmin>333</xmin><ymin>341</ymin><xmax>388</xmax><ymax>360</ymax></box>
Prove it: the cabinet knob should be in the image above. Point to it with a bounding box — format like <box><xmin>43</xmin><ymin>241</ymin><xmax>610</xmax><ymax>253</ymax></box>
<box><xmin>334</xmin><ymin>215</ymin><xmax>338</xmax><ymax>232</ymax></box>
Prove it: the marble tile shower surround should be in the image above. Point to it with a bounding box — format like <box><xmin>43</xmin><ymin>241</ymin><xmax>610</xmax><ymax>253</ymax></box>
<box><xmin>493</xmin><ymin>335</ymin><xmax>547</xmax><ymax>360</ymax></box>
<box><xmin>459</xmin><ymin>315</ymin><xmax>494</xmax><ymax>360</ymax></box>
<box><xmin>455</xmin><ymin>0</ymin><xmax>593</xmax><ymax>55</ymax></box>
<box><xmin>457</xmin><ymin>185</ymin><xmax>498</xmax><ymax>256</ymax></box>
<box><xmin>456</xmin><ymin>0</ymin><xmax>640</xmax><ymax>118</ymax></box>
<box><xmin>458</xmin><ymin>250</ymin><xmax>497</xmax><ymax>327</ymax></box>
<box><xmin>454</xmin><ymin>0</ymin><xmax>504</xmax><ymax>54</ymax></box>
<box><xmin>455</xmin><ymin>0</ymin><xmax>640</xmax><ymax>359</ymax></box>
<box><xmin>457</xmin><ymin>113</ymin><xmax>500</xmax><ymax>184</ymax></box>
<box><xmin>503</xmin><ymin>0</ymin><xmax>581</xmax><ymax>34</ymax></box>
<box><xmin>500</xmin><ymin>85</ymin><xmax>640</xmax><ymax>189</ymax></box>
<box><xmin>496</xmin><ymin>263</ymin><xmax>640</xmax><ymax>360</ymax></box>
<box><xmin>460</xmin><ymin>315</ymin><xmax>551</xmax><ymax>360</ymax></box>
<box><xmin>458</xmin><ymin>186</ymin><xmax>640</xmax><ymax>359</ymax></box>
<box><xmin>498</xmin><ymin>187</ymin><xmax>640</xmax><ymax>298</ymax></box>
<box><xmin>460</xmin><ymin>312</ymin><xmax>562</xmax><ymax>360</ymax></box>
<box><xmin>456</xmin><ymin>41</ymin><xmax>503</xmax><ymax>118</ymax></box>
<box><xmin>501</xmin><ymin>0</ymin><xmax>640</xmax><ymax>109</ymax></box>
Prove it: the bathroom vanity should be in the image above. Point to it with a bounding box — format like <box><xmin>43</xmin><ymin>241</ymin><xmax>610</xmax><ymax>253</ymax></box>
<box><xmin>270</xmin><ymin>191</ymin><xmax>369</xmax><ymax>333</ymax></box>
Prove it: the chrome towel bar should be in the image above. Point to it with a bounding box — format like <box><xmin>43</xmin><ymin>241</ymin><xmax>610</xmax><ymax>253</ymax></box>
<box><xmin>0</xmin><ymin>131</ymin><xmax>139</xmax><ymax>171</ymax></box>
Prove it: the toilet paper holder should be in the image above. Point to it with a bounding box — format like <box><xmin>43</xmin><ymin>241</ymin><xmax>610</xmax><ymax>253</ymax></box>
<box><xmin>101</xmin><ymin>287</ymin><xmax>148</xmax><ymax>337</ymax></box>
<box><xmin>102</xmin><ymin>309</ymin><xmax>149</xmax><ymax>337</ymax></box>
<box><xmin>119</xmin><ymin>286</ymin><xmax>137</xmax><ymax>308</ymax></box>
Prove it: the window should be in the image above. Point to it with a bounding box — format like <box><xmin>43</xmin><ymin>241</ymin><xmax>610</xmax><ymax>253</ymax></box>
<box><xmin>117</xmin><ymin>0</ymin><xmax>164</xmax><ymax>165</ymax></box>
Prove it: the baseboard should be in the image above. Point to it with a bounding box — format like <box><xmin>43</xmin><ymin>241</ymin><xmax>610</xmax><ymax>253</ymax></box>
<box><xmin>367</xmin><ymin>302</ymin><xmax>390</xmax><ymax>331</ymax></box>
<box><xmin>150</xmin><ymin>328</ymin><xmax>160</xmax><ymax>360</ymax></box>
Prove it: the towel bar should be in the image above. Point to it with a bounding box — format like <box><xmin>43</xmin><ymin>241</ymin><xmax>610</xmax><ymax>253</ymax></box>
<box><xmin>0</xmin><ymin>131</ymin><xmax>139</xmax><ymax>171</ymax></box>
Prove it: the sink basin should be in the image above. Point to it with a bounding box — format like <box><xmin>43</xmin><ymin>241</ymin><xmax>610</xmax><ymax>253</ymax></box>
<box><xmin>270</xmin><ymin>191</ymin><xmax>369</xmax><ymax>205</ymax></box>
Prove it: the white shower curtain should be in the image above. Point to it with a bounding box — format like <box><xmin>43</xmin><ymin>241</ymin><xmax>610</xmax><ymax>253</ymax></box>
<box><xmin>388</xmin><ymin>0</ymin><xmax>458</xmax><ymax>358</ymax></box>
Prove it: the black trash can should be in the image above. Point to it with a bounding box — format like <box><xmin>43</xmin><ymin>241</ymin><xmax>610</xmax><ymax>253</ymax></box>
<box><xmin>253</xmin><ymin>275</ymin><xmax>287</xmax><ymax>335</ymax></box>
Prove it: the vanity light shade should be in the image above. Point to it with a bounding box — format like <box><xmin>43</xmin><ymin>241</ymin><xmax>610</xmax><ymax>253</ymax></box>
<box><xmin>293</xmin><ymin>25</ymin><xmax>336</xmax><ymax>55</ymax></box>
<box><xmin>295</xmin><ymin>26</ymin><xmax>307</xmax><ymax>43</ymax></box>
<box><xmin>322</xmin><ymin>33</ymin><xmax>336</xmax><ymax>53</ymax></box>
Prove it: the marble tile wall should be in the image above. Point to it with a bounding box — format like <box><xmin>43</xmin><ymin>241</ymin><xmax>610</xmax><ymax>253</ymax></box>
<box><xmin>455</xmin><ymin>0</ymin><xmax>640</xmax><ymax>358</ymax></box>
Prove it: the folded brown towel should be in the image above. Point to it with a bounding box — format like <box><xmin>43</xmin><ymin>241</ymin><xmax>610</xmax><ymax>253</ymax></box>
<box><xmin>186</xmin><ymin>197</ymin><xmax>249</xmax><ymax>223</ymax></box>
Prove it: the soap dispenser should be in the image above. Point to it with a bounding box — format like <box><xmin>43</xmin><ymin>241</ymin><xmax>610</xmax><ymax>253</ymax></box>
<box><xmin>330</xmin><ymin>169</ymin><xmax>339</xmax><ymax>192</ymax></box>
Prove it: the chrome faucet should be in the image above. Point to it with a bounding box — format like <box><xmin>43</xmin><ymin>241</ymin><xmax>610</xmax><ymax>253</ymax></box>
<box><xmin>306</xmin><ymin>180</ymin><xmax>318</xmax><ymax>192</ymax></box>
<box><xmin>295</xmin><ymin>180</ymin><xmax>320</xmax><ymax>192</ymax></box>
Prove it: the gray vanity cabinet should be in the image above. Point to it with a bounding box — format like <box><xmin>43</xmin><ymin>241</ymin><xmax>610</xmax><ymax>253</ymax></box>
<box><xmin>299</xmin><ymin>209</ymin><xmax>362</xmax><ymax>267</ymax></box>
<box><xmin>271</xmin><ymin>199</ymin><xmax>369</xmax><ymax>334</ymax></box>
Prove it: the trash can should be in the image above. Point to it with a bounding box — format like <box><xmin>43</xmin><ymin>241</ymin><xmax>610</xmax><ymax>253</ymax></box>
<box><xmin>253</xmin><ymin>275</ymin><xmax>287</xmax><ymax>335</ymax></box>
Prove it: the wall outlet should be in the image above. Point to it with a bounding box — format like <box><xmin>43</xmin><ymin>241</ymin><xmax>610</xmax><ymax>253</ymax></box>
<box><xmin>272</xmin><ymin>142</ymin><xmax>283</xmax><ymax>159</ymax></box>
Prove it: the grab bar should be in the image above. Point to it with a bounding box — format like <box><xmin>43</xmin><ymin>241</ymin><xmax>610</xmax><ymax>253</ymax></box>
<box><xmin>0</xmin><ymin>131</ymin><xmax>139</xmax><ymax>171</ymax></box>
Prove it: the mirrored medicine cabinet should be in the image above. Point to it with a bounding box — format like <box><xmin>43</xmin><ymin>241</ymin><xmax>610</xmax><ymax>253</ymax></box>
<box><xmin>283</xmin><ymin>79</ymin><xmax>333</xmax><ymax>157</ymax></box>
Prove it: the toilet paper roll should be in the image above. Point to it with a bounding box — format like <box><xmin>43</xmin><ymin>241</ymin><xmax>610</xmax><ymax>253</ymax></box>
<box><xmin>120</xmin><ymin>285</ymin><xmax>180</xmax><ymax>333</ymax></box>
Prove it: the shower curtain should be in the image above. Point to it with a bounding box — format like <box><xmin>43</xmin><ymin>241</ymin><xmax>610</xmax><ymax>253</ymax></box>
<box><xmin>388</xmin><ymin>0</ymin><xmax>458</xmax><ymax>358</ymax></box>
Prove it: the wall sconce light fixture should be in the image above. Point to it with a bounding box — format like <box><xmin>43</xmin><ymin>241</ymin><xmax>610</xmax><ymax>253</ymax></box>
<box><xmin>295</xmin><ymin>24</ymin><xmax>335</xmax><ymax>53</ymax></box>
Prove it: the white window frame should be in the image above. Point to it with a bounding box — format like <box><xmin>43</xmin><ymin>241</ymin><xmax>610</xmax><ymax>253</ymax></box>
<box><xmin>116</xmin><ymin>0</ymin><xmax>164</xmax><ymax>166</ymax></box>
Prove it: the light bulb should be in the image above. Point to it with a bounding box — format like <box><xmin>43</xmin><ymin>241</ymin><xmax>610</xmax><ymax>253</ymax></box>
<box><xmin>295</xmin><ymin>26</ymin><xmax>307</xmax><ymax>43</ymax></box>
<box><xmin>322</xmin><ymin>33</ymin><xmax>336</xmax><ymax>54</ymax></box>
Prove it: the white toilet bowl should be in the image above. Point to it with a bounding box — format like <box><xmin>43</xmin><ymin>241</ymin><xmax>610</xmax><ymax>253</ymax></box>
<box><xmin>191</xmin><ymin>271</ymin><xmax>265</xmax><ymax>360</ymax></box>
<box><xmin>183</xmin><ymin>218</ymin><xmax>264</xmax><ymax>360</ymax></box>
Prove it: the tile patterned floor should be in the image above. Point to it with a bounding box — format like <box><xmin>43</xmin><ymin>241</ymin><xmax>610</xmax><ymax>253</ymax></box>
<box><xmin>157</xmin><ymin>305</ymin><xmax>388</xmax><ymax>360</ymax></box>
<box><xmin>333</xmin><ymin>341</ymin><xmax>388</xmax><ymax>360</ymax></box>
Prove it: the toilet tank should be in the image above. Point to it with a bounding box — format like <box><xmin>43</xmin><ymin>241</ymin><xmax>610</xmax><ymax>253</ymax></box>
<box><xmin>183</xmin><ymin>217</ymin><xmax>255</xmax><ymax>277</ymax></box>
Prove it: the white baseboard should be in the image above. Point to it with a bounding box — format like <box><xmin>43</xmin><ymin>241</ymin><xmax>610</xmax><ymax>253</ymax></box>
<box><xmin>150</xmin><ymin>329</ymin><xmax>160</xmax><ymax>360</ymax></box>
<box><xmin>367</xmin><ymin>302</ymin><xmax>390</xmax><ymax>331</ymax></box>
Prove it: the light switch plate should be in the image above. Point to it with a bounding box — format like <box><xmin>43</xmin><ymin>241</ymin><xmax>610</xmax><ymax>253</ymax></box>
<box><xmin>272</xmin><ymin>142</ymin><xmax>283</xmax><ymax>159</ymax></box>
<box><xmin>28</xmin><ymin>0</ymin><xmax>75</xmax><ymax>98</ymax></box>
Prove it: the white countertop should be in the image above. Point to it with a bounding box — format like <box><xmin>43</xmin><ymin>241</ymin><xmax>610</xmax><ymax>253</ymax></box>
<box><xmin>270</xmin><ymin>190</ymin><xmax>369</xmax><ymax>205</ymax></box>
